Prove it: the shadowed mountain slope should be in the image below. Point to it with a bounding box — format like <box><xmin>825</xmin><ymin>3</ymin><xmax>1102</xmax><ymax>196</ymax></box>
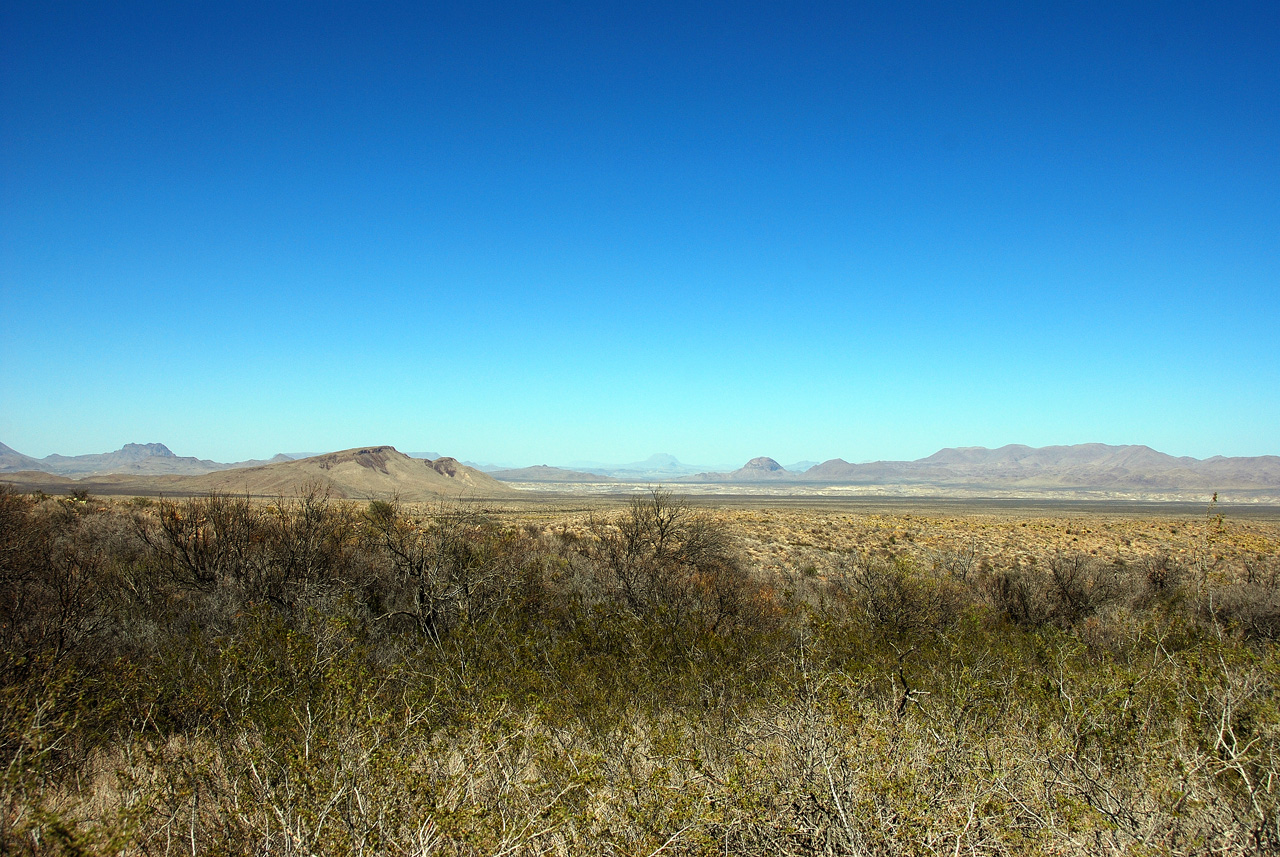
<box><xmin>0</xmin><ymin>443</ymin><xmax>44</xmax><ymax>472</ymax></box>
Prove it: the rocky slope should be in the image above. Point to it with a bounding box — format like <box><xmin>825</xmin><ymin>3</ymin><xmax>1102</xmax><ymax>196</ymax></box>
<box><xmin>186</xmin><ymin>447</ymin><xmax>516</xmax><ymax>499</ymax></box>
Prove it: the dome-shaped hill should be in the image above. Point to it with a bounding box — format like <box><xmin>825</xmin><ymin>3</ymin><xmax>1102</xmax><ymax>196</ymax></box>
<box><xmin>742</xmin><ymin>456</ymin><xmax>785</xmax><ymax>473</ymax></box>
<box><xmin>677</xmin><ymin>456</ymin><xmax>794</xmax><ymax>482</ymax></box>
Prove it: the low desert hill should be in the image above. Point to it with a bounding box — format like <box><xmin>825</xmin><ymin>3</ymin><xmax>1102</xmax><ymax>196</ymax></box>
<box><xmin>0</xmin><ymin>446</ymin><xmax>517</xmax><ymax>500</ymax></box>
<box><xmin>185</xmin><ymin>447</ymin><xmax>516</xmax><ymax>499</ymax></box>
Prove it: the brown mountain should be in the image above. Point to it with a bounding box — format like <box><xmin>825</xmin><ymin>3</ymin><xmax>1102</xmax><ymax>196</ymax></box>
<box><xmin>0</xmin><ymin>446</ymin><xmax>517</xmax><ymax>500</ymax></box>
<box><xmin>184</xmin><ymin>447</ymin><xmax>516</xmax><ymax>499</ymax></box>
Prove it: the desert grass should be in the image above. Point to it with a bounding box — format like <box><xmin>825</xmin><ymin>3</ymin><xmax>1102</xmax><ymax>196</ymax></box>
<box><xmin>2</xmin><ymin>488</ymin><xmax>1277</xmax><ymax>854</ymax></box>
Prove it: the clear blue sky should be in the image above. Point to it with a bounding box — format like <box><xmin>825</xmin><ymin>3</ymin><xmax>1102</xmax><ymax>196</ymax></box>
<box><xmin>3</xmin><ymin>1</ymin><xmax>1277</xmax><ymax>466</ymax></box>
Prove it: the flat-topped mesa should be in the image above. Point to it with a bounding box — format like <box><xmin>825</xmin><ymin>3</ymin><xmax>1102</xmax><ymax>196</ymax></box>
<box><xmin>118</xmin><ymin>442</ymin><xmax>176</xmax><ymax>459</ymax></box>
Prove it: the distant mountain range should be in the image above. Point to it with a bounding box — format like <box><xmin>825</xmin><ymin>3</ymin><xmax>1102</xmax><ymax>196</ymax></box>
<box><xmin>487</xmin><ymin>465</ymin><xmax>619</xmax><ymax>483</ymax></box>
<box><xmin>679</xmin><ymin>444</ymin><xmax>1280</xmax><ymax>491</ymax></box>
<box><xmin>0</xmin><ymin>444</ymin><xmax>511</xmax><ymax>500</ymax></box>
<box><xmin>3</xmin><ymin>441</ymin><xmax>1277</xmax><ymax>497</ymax></box>
<box><xmin>559</xmin><ymin>453</ymin><xmax>722</xmax><ymax>480</ymax></box>
<box><xmin>0</xmin><ymin>442</ymin><xmax>289</xmax><ymax>477</ymax></box>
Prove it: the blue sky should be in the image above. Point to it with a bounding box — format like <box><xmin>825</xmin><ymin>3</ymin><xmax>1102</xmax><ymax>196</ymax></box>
<box><xmin>2</xmin><ymin>1</ymin><xmax>1277</xmax><ymax>466</ymax></box>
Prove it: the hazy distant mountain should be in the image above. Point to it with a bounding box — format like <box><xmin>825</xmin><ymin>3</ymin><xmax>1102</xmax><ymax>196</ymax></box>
<box><xmin>489</xmin><ymin>465</ymin><xmax>619</xmax><ymax>483</ymax></box>
<box><xmin>793</xmin><ymin>444</ymin><xmax>1280</xmax><ymax>491</ymax></box>
<box><xmin>661</xmin><ymin>444</ymin><xmax>1280</xmax><ymax>492</ymax></box>
<box><xmin>0</xmin><ymin>441</ymin><xmax>293</xmax><ymax>476</ymax></box>
<box><xmin>785</xmin><ymin>460</ymin><xmax>820</xmax><ymax>473</ymax></box>
<box><xmin>0</xmin><ymin>442</ymin><xmax>334</xmax><ymax>478</ymax></box>
<box><xmin>462</xmin><ymin>461</ymin><xmax>526</xmax><ymax>473</ymax></box>
<box><xmin>568</xmin><ymin>453</ymin><xmax>723</xmax><ymax>480</ymax></box>
<box><xmin>0</xmin><ymin>442</ymin><xmax>44</xmax><ymax>472</ymax></box>
<box><xmin>635</xmin><ymin>453</ymin><xmax>684</xmax><ymax>471</ymax></box>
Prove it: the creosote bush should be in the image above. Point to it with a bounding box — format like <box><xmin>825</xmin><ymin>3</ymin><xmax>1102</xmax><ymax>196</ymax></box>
<box><xmin>0</xmin><ymin>484</ymin><xmax>1277</xmax><ymax>855</ymax></box>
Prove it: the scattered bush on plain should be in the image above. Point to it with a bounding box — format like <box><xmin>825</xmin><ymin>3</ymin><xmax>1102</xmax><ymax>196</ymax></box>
<box><xmin>1</xmin><ymin>485</ymin><xmax>1277</xmax><ymax>855</ymax></box>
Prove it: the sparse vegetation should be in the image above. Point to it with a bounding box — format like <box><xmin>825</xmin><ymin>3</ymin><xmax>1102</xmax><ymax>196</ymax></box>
<box><xmin>2</xmin><ymin>485</ymin><xmax>1278</xmax><ymax>854</ymax></box>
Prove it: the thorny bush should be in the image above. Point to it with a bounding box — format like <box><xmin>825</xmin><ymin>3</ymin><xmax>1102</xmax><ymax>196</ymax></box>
<box><xmin>0</xmin><ymin>484</ymin><xmax>1277</xmax><ymax>855</ymax></box>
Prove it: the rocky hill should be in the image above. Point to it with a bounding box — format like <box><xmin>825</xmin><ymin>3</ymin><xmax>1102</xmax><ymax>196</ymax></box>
<box><xmin>185</xmin><ymin>447</ymin><xmax>515</xmax><ymax>499</ymax></box>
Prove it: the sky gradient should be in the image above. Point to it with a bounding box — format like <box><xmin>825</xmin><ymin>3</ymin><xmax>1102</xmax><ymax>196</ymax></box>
<box><xmin>3</xmin><ymin>1</ymin><xmax>1277</xmax><ymax>467</ymax></box>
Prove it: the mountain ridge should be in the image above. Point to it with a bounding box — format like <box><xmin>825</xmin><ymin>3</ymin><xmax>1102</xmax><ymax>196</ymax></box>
<box><xmin>3</xmin><ymin>441</ymin><xmax>1277</xmax><ymax>495</ymax></box>
<box><xmin>0</xmin><ymin>446</ymin><xmax>514</xmax><ymax>500</ymax></box>
<box><xmin>799</xmin><ymin>444</ymin><xmax>1279</xmax><ymax>490</ymax></box>
<box><xmin>0</xmin><ymin>442</ymin><xmax>294</xmax><ymax>477</ymax></box>
<box><xmin>669</xmin><ymin>444</ymin><xmax>1279</xmax><ymax>491</ymax></box>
